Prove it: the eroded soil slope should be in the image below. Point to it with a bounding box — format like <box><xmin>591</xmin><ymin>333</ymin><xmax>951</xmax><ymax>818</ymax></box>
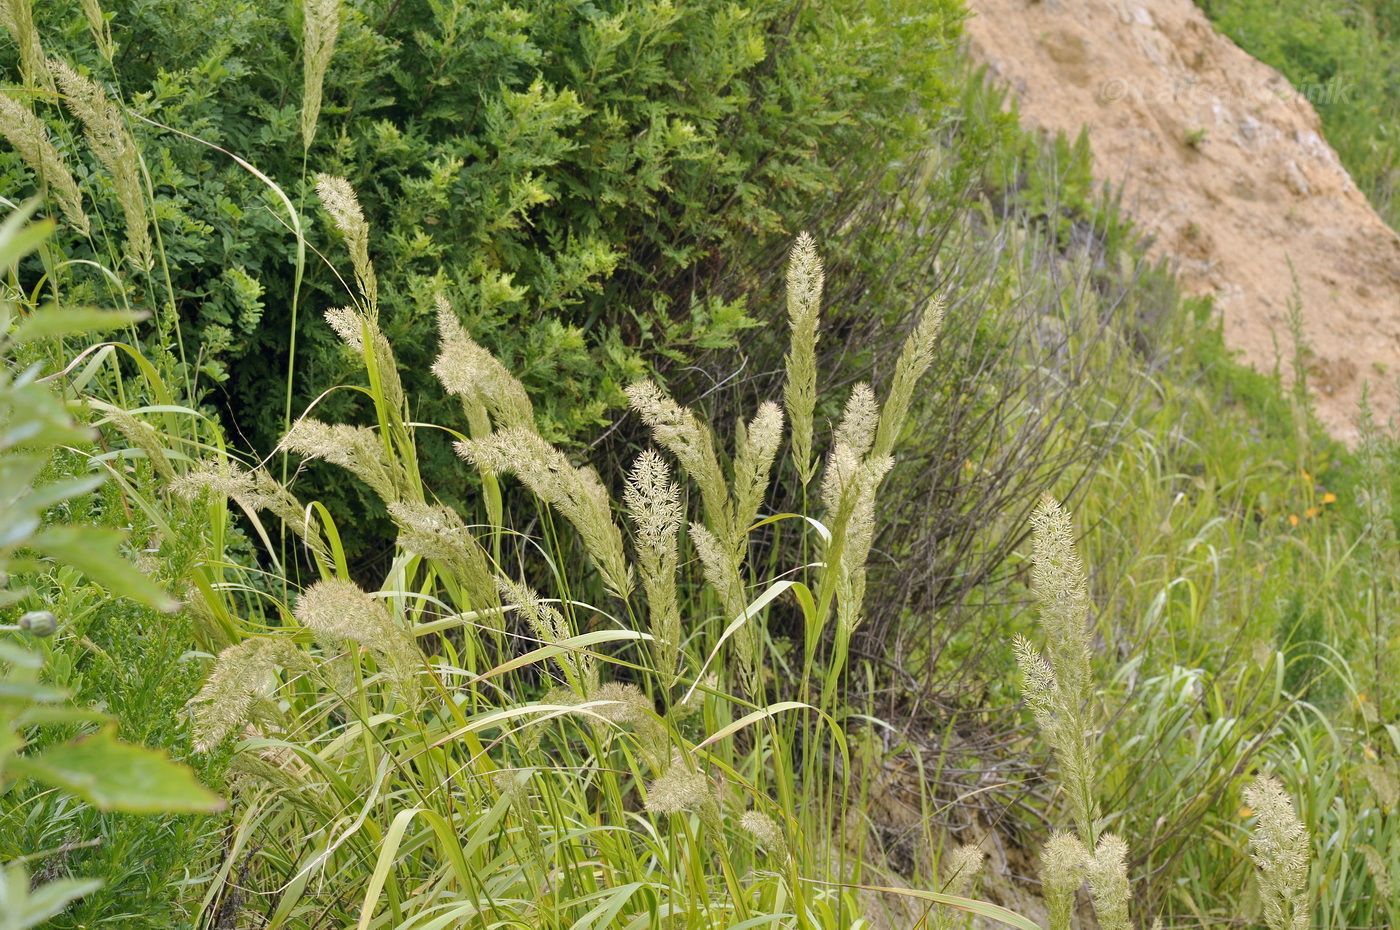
<box><xmin>966</xmin><ymin>0</ymin><xmax>1400</xmax><ymax>440</ymax></box>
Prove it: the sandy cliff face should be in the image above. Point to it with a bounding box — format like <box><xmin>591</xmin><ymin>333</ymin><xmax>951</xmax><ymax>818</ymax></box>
<box><xmin>964</xmin><ymin>0</ymin><xmax>1400</xmax><ymax>441</ymax></box>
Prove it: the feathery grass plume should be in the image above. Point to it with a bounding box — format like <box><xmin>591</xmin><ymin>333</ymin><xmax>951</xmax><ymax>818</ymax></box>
<box><xmin>188</xmin><ymin>637</ymin><xmax>302</xmax><ymax>752</ymax></box>
<box><xmin>589</xmin><ymin>681</ymin><xmax>668</xmax><ymax>769</ymax></box>
<box><xmin>625</xmin><ymin>449</ymin><xmax>683</xmax><ymax>684</ymax></box>
<box><xmin>932</xmin><ymin>844</ymin><xmax>986</xmax><ymax>930</ymax></box>
<box><xmin>325</xmin><ymin>304</ymin><xmax>363</xmax><ymax>350</ymax></box>
<box><xmin>280</xmin><ymin>418</ymin><xmax>403</xmax><ymax>504</ymax></box>
<box><xmin>0</xmin><ymin>0</ymin><xmax>51</xmax><ymax>90</ymax></box>
<box><xmin>300</xmin><ymin>0</ymin><xmax>340</xmax><ymax>151</ymax></box>
<box><xmin>498</xmin><ymin>577</ymin><xmax>597</xmax><ymax>695</ymax></box>
<box><xmin>49</xmin><ymin>59</ymin><xmax>151</xmax><ymax>271</ymax></box>
<box><xmin>295</xmin><ymin>578</ymin><xmax>421</xmax><ymax>703</ymax></box>
<box><xmin>459</xmin><ymin>428</ymin><xmax>633</xmax><ymax>598</ymax></box>
<box><xmin>79</xmin><ymin>0</ymin><xmax>114</xmax><ymax>63</ymax></box>
<box><xmin>731</xmin><ymin>401</ymin><xmax>784</xmax><ymax>540</ymax></box>
<box><xmin>833</xmin><ymin>453</ymin><xmax>892</xmax><ymax>634</ymax></box>
<box><xmin>1360</xmin><ymin>844</ymin><xmax>1391</xmax><ymax>898</ymax></box>
<box><xmin>1014</xmin><ymin>494</ymin><xmax>1100</xmax><ymax>841</ymax></box>
<box><xmin>1087</xmin><ymin>834</ymin><xmax>1131</xmax><ymax>930</ymax></box>
<box><xmin>323</xmin><ymin>305</ymin><xmax>405</xmax><ymax>414</ymax></box>
<box><xmin>740</xmin><ymin>810</ymin><xmax>790</xmax><ymax>861</ymax></box>
<box><xmin>689</xmin><ymin>519</ymin><xmax>759</xmax><ymax>686</ymax></box>
<box><xmin>626</xmin><ymin>378</ymin><xmax>731</xmax><ymax>542</ymax></box>
<box><xmin>314</xmin><ymin>173</ymin><xmax>376</xmax><ymax>312</ymax></box>
<box><xmin>871</xmin><ymin>296</ymin><xmax>944</xmax><ymax>460</ymax></box>
<box><xmin>433</xmin><ymin>295</ymin><xmax>534</xmax><ymax>431</ymax></box>
<box><xmin>1039</xmin><ymin>831</ymin><xmax>1089</xmax><ymax>930</ymax></box>
<box><xmin>98</xmin><ymin>405</ymin><xmax>175</xmax><ymax>481</ymax></box>
<box><xmin>819</xmin><ymin>386</ymin><xmax>895</xmax><ymax>634</ymax></box>
<box><xmin>783</xmin><ymin>231</ymin><xmax>823</xmax><ymax>485</ymax></box>
<box><xmin>834</xmin><ymin>382</ymin><xmax>879</xmax><ymax>457</ymax></box>
<box><xmin>171</xmin><ymin>460</ymin><xmax>326</xmax><ymax>557</ymax></box>
<box><xmin>1243</xmin><ymin>775</ymin><xmax>1310</xmax><ymax>930</ymax></box>
<box><xmin>1359</xmin><ymin>761</ymin><xmax>1399</xmax><ymax>809</ymax></box>
<box><xmin>387</xmin><ymin>501</ymin><xmax>497</xmax><ymax>614</ymax></box>
<box><xmin>645</xmin><ymin>751</ymin><xmax>721</xmax><ymax>834</ymax></box>
<box><xmin>0</xmin><ymin>91</ymin><xmax>89</xmax><ymax>234</ymax></box>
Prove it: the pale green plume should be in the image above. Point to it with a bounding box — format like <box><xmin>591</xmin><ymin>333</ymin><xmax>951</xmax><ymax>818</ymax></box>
<box><xmin>689</xmin><ymin>519</ymin><xmax>757</xmax><ymax>684</ymax></box>
<box><xmin>301</xmin><ymin>0</ymin><xmax>340</xmax><ymax>151</ymax></box>
<box><xmin>432</xmin><ymin>294</ymin><xmax>534</xmax><ymax>431</ymax></box>
<box><xmin>295</xmin><ymin>578</ymin><xmax>421</xmax><ymax>703</ymax></box>
<box><xmin>932</xmin><ymin>844</ymin><xmax>986</xmax><ymax>930</ymax></box>
<box><xmin>97</xmin><ymin>404</ymin><xmax>174</xmax><ymax>481</ymax></box>
<box><xmin>79</xmin><ymin>0</ymin><xmax>114</xmax><ymax>63</ymax></box>
<box><xmin>645</xmin><ymin>750</ymin><xmax>722</xmax><ymax>834</ymax></box>
<box><xmin>458</xmin><ymin>428</ymin><xmax>633</xmax><ymax>598</ymax></box>
<box><xmin>324</xmin><ymin>305</ymin><xmax>404</xmax><ymax>414</ymax></box>
<box><xmin>171</xmin><ymin>460</ymin><xmax>327</xmax><ymax>559</ymax></box>
<box><xmin>625</xmin><ymin>449</ymin><xmax>683</xmax><ymax>684</ymax></box>
<box><xmin>819</xmin><ymin>382</ymin><xmax>894</xmax><ymax>635</ymax></box>
<box><xmin>732</xmin><ymin>401</ymin><xmax>784</xmax><ymax>541</ymax></box>
<box><xmin>188</xmin><ymin>637</ymin><xmax>303</xmax><ymax>752</ymax></box>
<box><xmin>314</xmin><ymin>173</ymin><xmax>376</xmax><ymax>312</ymax></box>
<box><xmin>627</xmin><ymin>380</ymin><xmax>783</xmax><ymax>687</ymax></box>
<box><xmin>1243</xmin><ymin>775</ymin><xmax>1310</xmax><ymax>930</ymax></box>
<box><xmin>783</xmin><ymin>231</ymin><xmax>822</xmax><ymax>485</ymax></box>
<box><xmin>0</xmin><ymin>91</ymin><xmax>89</xmax><ymax>235</ymax></box>
<box><xmin>626</xmin><ymin>378</ymin><xmax>731</xmax><ymax>542</ymax></box>
<box><xmin>872</xmin><ymin>297</ymin><xmax>943</xmax><ymax>460</ymax></box>
<box><xmin>741</xmin><ymin>810</ymin><xmax>790</xmax><ymax>862</ymax></box>
<box><xmin>388</xmin><ymin>501</ymin><xmax>498</xmax><ymax>616</ymax></box>
<box><xmin>0</xmin><ymin>0</ymin><xmax>51</xmax><ymax>90</ymax></box>
<box><xmin>1040</xmin><ymin>831</ymin><xmax>1089</xmax><ymax>930</ymax></box>
<box><xmin>1087</xmin><ymin>834</ymin><xmax>1132</xmax><ymax>930</ymax></box>
<box><xmin>280</xmin><ymin>418</ymin><xmax>405</xmax><ymax>505</ymax></box>
<box><xmin>1014</xmin><ymin>494</ymin><xmax>1100</xmax><ymax>841</ymax></box>
<box><xmin>498</xmin><ymin>577</ymin><xmax>596</xmax><ymax>695</ymax></box>
<box><xmin>50</xmin><ymin>59</ymin><xmax>151</xmax><ymax>271</ymax></box>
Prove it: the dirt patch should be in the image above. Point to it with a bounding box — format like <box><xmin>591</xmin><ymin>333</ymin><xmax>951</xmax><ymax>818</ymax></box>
<box><xmin>964</xmin><ymin>0</ymin><xmax>1400</xmax><ymax>442</ymax></box>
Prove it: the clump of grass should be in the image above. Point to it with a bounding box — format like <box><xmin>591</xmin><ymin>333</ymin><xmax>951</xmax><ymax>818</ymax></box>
<box><xmin>180</xmin><ymin>219</ymin><xmax>956</xmax><ymax>928</ymax></box>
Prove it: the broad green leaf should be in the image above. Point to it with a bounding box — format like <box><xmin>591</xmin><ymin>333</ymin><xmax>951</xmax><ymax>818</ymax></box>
<box><xmin>0</xmin><ymin>203</ymin><xmax>50</xmax><ymax>271</ymax></box>
<box><xmin>10</xmin><ymin>308</ymin><xmax>147</xmax><ymax>345</ymax></box>
<box><xmin>0</xmin><ymin>863</ymin><xmax>102</xmax><ymax>930</ymax></box>
<box><xmin>13</xmin><ymin>726</ymin><xmax>224</xmax><ymax>813</ymax></box>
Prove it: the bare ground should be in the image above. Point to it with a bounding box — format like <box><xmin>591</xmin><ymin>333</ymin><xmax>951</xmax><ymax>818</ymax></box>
<box><xmin>965</xmin><ymin>0</ymin><xmax>1400</xmax><ymax>442</ymax></box>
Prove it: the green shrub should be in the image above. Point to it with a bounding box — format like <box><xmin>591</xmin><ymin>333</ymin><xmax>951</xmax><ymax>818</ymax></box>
<box><xmin>1</xmin><ymin>0</ymin><xmax>967</xmax><ymax>563</ymax></box>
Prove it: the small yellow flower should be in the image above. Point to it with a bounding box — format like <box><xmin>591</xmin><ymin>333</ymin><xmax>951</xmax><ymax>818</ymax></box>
<box><xmin>1288</xmin><ymin>514</ymin><xmax>1300</xmax><ymax>527</ymax></box>
<box><xmin>1238</xmin><ymin>804</ymin><xmax>1254</xmax><ymax>819</ymax></box>
<box><xmin>1305</xmin><ymin>507</ymin><xmax>1320</xmax><ymax>519</ymax></box>
<box><xmin>1322</xmin><ymin>491</ymin><xmax>1337</xmax><ymax>504</ymax></box>
<box><xmin>1301</xmin><ymin>468</ymin><xmax>1313</xmax><ymax>484</ymax></box>
<box><xmin>1358</xmin><ymin>693</ymin><xmax>1369</xmax><ymax>704</ymax></box>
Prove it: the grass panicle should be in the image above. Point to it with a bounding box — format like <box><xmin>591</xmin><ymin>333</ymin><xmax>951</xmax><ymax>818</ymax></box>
<box><xmin>1244</xmin><ymin>776</ymin><xmax>1310</xmax><ymax>930</ymax></box>
<box><xmin>50</xmin><ymin>58</ymin><xmax>151</xmax><ymax>270</ymax></box>
<box><xmin>300</xmin><ymin>0</ymin><xmax>340</xmax><ymax>151</ymax></box>
<box><xmin>783</xmin><ymin>231</ymin><xmax>823</xmax><ymax>485</ymax></box>
<box><xmin>0</xmin><ymin>90</ymin><xmax>89</xmax><ymax>234</ymax></box>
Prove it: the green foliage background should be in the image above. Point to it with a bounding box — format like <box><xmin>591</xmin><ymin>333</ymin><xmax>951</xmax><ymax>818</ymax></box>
<box><xmin>4</xmin><ymin>0</ymin><xmax>968</xmax><ymax>563</ymax></box>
